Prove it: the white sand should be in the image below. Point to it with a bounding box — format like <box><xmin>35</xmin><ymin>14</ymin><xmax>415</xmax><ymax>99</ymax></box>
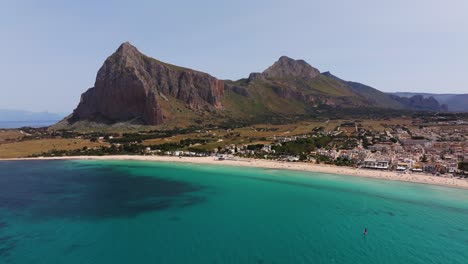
<box><xmin>3</xmin><ymin>155</ymin><xmax>468</xmax><ymax>190</ymax></box>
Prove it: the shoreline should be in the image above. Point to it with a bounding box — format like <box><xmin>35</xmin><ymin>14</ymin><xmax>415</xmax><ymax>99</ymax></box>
<box><xmin>2</xmin><ymin>155</ymin><xmax>468</xmax><ymax>190</ymax></box>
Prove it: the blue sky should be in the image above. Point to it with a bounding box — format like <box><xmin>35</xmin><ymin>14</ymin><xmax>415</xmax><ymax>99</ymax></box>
<box><xmin>1</xmin><ymin>0</ymin><xmax>467</xmax><ymax>113</ymax></box>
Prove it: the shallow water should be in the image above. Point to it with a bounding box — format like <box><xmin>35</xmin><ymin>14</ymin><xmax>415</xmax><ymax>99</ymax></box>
<box><xmin>1</xmin><ymin>160</ymin><xmax>467</xmax><ymax>263</ymax></box>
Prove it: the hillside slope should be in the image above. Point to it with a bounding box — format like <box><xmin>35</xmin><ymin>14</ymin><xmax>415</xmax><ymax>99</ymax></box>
<box><xmin>223</xmin><ymin>56</ymin><xmax>373</xmax><ymax>120</ymax></box>
<box><xmin>322</xmin><ymin>72</ymin><xmax>406</xmax><ymax>109</ymax></box>
<box><xmin>323</xmin><ymin>72</ymin><xmax>447</xmax><ymax>112</ymax></box>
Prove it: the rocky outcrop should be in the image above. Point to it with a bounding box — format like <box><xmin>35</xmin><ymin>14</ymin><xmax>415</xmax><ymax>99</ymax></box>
<box><xmin>261</xmin><ymin>56</ymin><xmax>320</xmax><ymax>80</ymax></box>
<box><xmin>71</xmin><ymin>42</ymin><xmax>224</xmax><ymax>125</ymax></box>
<box><xmin>245</xmin><ymin>56</ymin><xmax>320</xmax><ymax>83</ymax></box>
<box><xmin>224</xmin><ymin>83</ymin><xmax>249</xmax><ymax>97</ymax></box>
<box><xmin>247</xmin><ymin>72</ymin><xmax>265</xmax><ymax>82</ymax></box>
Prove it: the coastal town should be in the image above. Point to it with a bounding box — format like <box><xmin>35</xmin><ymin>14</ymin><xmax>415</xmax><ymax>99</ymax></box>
<box><xmin>146</xmin><ymin>119</ymin><xmax>468</xmax><ymax>177</ymax></box>
<box><xmin>3</xmin><ymin>114</ymin><xmax>468</xmax><ymax>178</ymax></box>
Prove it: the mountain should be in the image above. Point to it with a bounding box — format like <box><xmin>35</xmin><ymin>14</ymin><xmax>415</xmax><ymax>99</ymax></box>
<box><xmin>262</xmin><ymin>56</ymin><xmax>321</xmax><ymax>79</ymax></box>
<box><xmin>323</xmin><ymin>72</ymin><xmax>447</xmax><ymax>112</ymax></box>
<box><xmin>392</xmin><ymin>92</ymin><xmax>468</xmax><ymax>112</ymax></box>
<box><xmin>55</xmin><ymin>42</ymin><xmax>449</xmax><ymax>130</ymax></box>
<box><xmin>67</xmin><ymin>42</ymin><xmax>223</xmax><ymax>127</ymax></box>
<box><xmin>388</xmin><ymin>94</ymin><xmax>448</xmax><ymax>112</ymax></box>
<box><xmin>222</xmin><ymin>56</ymin><xmax>374</xmax><ymax>121</ymax></box>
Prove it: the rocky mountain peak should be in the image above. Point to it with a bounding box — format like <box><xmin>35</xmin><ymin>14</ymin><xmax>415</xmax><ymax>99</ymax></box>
<box><xmin>104</xmin><ymin>42</ymin><xmax>144</xmax><ymax>69</ymax></box>
<box><xmin>262</xmin><ymin>56</ymin><xmax>320</xmax><ymax>79</ymax></box>
<box><xmin>111</xmin><ymin>42</ymin><xmax>141</xmax><ymax>60</ymax></box>
<box><xmin>70</xmin><ymin>43</ymin><xmax>224</xmax><ymax>126</ymax></box>
<box><xmin>117</xmin><ymin>42</ymin><xmax>138</xmax><ymax>53</ymax></box>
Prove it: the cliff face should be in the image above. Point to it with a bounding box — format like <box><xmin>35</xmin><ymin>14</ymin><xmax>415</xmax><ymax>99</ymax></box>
<box><xmin>71</xmin><ymin>42</ymin><xmax>223</xmax><ymax>125</ymax></box>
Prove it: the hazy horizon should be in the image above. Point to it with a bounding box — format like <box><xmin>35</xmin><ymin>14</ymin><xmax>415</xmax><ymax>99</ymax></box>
<box><xmin>1</xmin><ymin>0</ymin><xmax>467</xmax><ymax>113</ymax></box>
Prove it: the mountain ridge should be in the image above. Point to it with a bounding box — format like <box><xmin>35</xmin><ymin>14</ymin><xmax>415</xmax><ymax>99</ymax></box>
<box><xmin>392</xmin><ymin>92</ymin><xmax>468</xmax><ymax>112</ymax></box>
<box><xmin>322</xmin><ymin>72</ymin><xmax>448</xmax><ymax>112</ymax></box>
<box><xmin>54</xmin><ymin>42</ymin><xmax>453</xmax><ymax>130</ymax></box>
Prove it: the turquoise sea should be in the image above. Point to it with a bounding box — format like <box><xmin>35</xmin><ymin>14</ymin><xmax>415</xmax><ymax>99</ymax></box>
<box><xmin>1</xmin><ymin>160</ymin><xmax>468</xmax><ymax>263</ymax></box>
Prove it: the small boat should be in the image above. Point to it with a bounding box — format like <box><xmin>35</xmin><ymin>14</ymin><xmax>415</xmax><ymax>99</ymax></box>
<box><xmin>364</xmin><ymin>228</ymin><xmax>367</xmax><ymax>236</ymax></box>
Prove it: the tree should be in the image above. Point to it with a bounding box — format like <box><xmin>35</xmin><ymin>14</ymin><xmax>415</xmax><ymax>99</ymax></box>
<box><xmin>299</xmin><ymin>153</ymin><xmax>308</xmax><ymax>161</ymax></box>
<box><xmin>459</xmin><ymin>162</ymin><xmax>468</xmax><ymax>171</ymax></box>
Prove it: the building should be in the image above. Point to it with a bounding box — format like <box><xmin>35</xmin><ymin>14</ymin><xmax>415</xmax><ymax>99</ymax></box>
<box><xmin>362</xmin><ymin>159</ymin><xmax>390</xmax><ymax>170</ymax></box>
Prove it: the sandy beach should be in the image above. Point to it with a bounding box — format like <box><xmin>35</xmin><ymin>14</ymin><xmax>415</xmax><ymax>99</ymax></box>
<box><xmin>2</xmin><ymin>155</ymin><xmax>468</xmax><ymax>190</ymax></box>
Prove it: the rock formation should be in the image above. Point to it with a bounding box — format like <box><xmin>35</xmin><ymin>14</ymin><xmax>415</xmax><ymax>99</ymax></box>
<box><xmin>59</xmin><ymin>45</ymin><xmax>451</xmax><ymax>130</ymax></box>
<box><xmin>71</xmin><ymin>42</ymin><xmax>223</xmax><ymax>125</ymax></box>
<box><xmin>261</xmin><ymin>56</ymin><xmax>320</xmax><ymax>80</ymax></box>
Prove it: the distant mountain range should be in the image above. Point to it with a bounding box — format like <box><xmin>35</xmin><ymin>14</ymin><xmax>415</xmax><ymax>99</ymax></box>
<box><xmin>322</xmin><ymin>72</ymin><xmax>448</xmax><ymax>112</ymax></box>
<box><xmin>53</xmin><ymin>42</ymin><xmax>461</xmax><ymax>130</ymax></box>
<box><xmin>391</xmin><ymin>93</ymin><xmax>468</xmax><ymax>112</ymax></box>
<box><xmin>0</xmin><ymin>109</ymin><xmax>64</xmax><ymax>122</ymax></box>
<box><xmin>0</xmin><ymin>109</ymin><xmax>65</xmax><ymax>129</ymax></box>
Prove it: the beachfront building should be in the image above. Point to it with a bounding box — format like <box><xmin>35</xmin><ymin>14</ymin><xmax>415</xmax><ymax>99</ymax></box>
<box><xmin>362</xmin><ymin>159</ymin><xmax>390</xmax><ymax>170</ymax></box>
<box><xmin>396</xmin><ymin>162</ymin><xmax>410</xmax><ymax>171</ymax></box>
